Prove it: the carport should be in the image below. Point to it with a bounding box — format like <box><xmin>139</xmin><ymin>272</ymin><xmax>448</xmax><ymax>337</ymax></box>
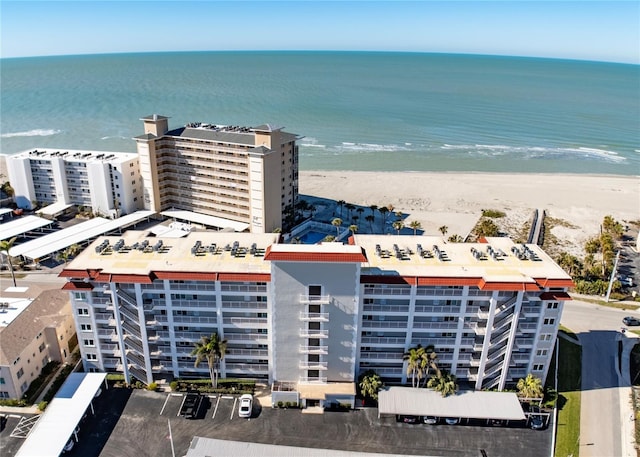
<box><xmin>15</xmin><ymin>372</ymin><xmax>107</xmax><ymax>457</ymax></box>
<box><xmin>378</xmin><ymin>386</ymin><xmax>526</xmax><ymax>423</ymax></box>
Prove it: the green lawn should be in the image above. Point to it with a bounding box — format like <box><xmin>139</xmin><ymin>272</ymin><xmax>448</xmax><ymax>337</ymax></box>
<box><xmin>547</xmin><ymin>331</ymin><xmax>582</xmax><ymax>457</ymax></box>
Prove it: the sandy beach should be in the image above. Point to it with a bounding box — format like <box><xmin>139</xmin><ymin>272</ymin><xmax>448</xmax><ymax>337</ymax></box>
<box><xmin>299</xmin><ymin>171</ymin><xmax>639</xmax><ymax>257</ymax></box>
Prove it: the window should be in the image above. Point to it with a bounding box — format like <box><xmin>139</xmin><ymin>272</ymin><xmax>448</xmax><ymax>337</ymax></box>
<box><xmin>86</xmin><ymin>353</ymin><xmax>98</xmax><ymax>361</ymax></box>
<box><xmin>80</xmin><ymin>324</ymin><xmax>92</xmax><ymax>332</ymax></box>
<box><xmin>0</xmin><ymin>392</ymin><xmax>8</xmax><ymax>399</ymax></box>
<box><xmin>78</xmin><ymin>308</ymin><xmax>89</xmax><ymax>316</ymax></box>
<box><xmin>13</xmin><ymin>357</ymin><xmax>20</xmax><ymax>365</ymax></box>
<box><xmin>540</xmin><ymin>334</ymin><xmax>552</xmax><ymax>341</ymax></box>
<box><xmin>0</xmin><ymin>377</ymin><xmax>5</xmax><ymax>385</ymax></box>
<box><xmin>536</xmin><ymin>349</ymin><xmax>548</xmax><ymax>357</ymax></box>
<box><xmin>547</xmin><ymin>302</ymin><xmax>559</xmax><ymax>309</ymax></box>
<box><xmin>543</xmin><ymin>318</ymin><xmax>555</xmax><ymax>326</ymax></box>
<box><xmin>533</xmin><ymin>364</ymin><xmax>544</xmax><ymax>371</ymax></box>
<box><xmin>74</xmin><ymin>292</ymin><xmax>87</xmax><ymax>301</ymax></box>
<box><xmin>83</xmin><ymin>339</ymin><xmax>95</xmax><ymax>347</ymax></box>
<box><xmin>17</xmin><ymin>368</ymin><xmax>24</xmax><ymax>379</ymax></box>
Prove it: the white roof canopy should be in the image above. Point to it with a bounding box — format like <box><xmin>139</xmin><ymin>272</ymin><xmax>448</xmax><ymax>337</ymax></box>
<box><xmin>0</xmin><ymin>215</ymin><xmax>52</xmax><ymax>241</ymax></box>
<box><xmin>10</xmin><ymin>210</ymin><xmax>155</xmax><ymax>260</ymax></box>
<box><xmin>161</xmin><ymin>209</ymin><xmax>249</xmax><ymax>232</ymax></box>
<box><xmin>38</xmin><ymin>201</ymin><xmax>73</xmax><ymax>216</ymax></box>
<box><xmin>378</xmin><ymin>387</ymin><xmax>526</xmax><ymax>421</ymax></box>
<box><xmin>16</xmin><ymin>373</ymin><xmax>106</xmax><ymax>457</ymax></box>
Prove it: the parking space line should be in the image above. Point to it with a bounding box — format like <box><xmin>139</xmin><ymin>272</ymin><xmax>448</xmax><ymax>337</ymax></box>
<box><xmin>160</xmin><ymin>393</ymin><xmax>175</xmax><ymax>416</ymax></box>
<box><xmin>211</xmin><ymin>395</ymin><xmax>221</xmax><ymax>419</ymax></box>
<box><xmin>221</xmin><ymin>395</ymin><xmax>233</xmax><ymax>399</ymax></box>
<box><xmin>230</xmin><ymin>397</ymin><xmax>237</xmax><ymax>420</ymax></box>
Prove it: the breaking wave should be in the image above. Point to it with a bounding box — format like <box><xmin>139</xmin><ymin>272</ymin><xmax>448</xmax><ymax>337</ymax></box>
<box><xmin>1</xmin><ymin>128</ymin><xmax>61</xmax><ymax>138</ymax></box>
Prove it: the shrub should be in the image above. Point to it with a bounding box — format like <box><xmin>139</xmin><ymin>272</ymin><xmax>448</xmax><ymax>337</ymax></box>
<box><xmin>285</xmin><ymin>401</ymin><xmax>292</xmax><ymax>408</ymax></box>
<box><xmin>38</xmin><ymin>401</ymin><xmax>48</xmax><ymax>411</ymax></box>
<box><xmin>0</xmin><ymin>398</ymin><xmax>27</xmax><ymax>407</ymax></box>
<box><xmin>42</xmin><ymin>364</ymin><xmax>75</xmax><ymax>403</ymax></box>
<box><xmin>277</xmin><ymin>401</ymin><xmax>284</xmax><ymax>408</ymax></box>
<box><xmin>170</xmin><ymin>381</ymin><xmax>178</xmax><ymax>391</ymax></box>
<box><xmin>147</xmin><ymin>382</ymin><xmax>158</xmax><ymax>391</ymax></box>
<box><xmin>482</xmin><ymin>209</ymin><xmax>506</xmax><ymax>218</ymax></box>
<box><xmin>106</xmin><ymin>373</ymin><xmax>125</xmax><ymax>382</ymax></box>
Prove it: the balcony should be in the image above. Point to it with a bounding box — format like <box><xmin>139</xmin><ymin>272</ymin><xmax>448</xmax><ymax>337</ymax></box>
<box><xmin>299</xmin><ymin>312</ymin><xmax>329</xmax><ymax>322</ymax></box>
<box><xmin>222</xmin><ymin>317</ymin><xmax>267</xmax><ymax>328</ymax></box>
<box><xmin>225</xmin><ymin>333</ymin><xmax>269</xmax><ymax>343</ymax></box>
<box><xmin>361</xmin><ymin>320</ymin><xmax>408</xmax><ymax>329</ymax></box>
<box><xmin>299</xmin><ymin>361</ymin><xmax>328</xmax><ymax>370</ymax></box>
<box><xmin>299</xmin><ymin>329</ymin><xmax>329</xmax><ymax>338</ymax></box>
<box><xmin>95</xmin><ymin>312</ymin><xmax>113</xmax><ymax>323</ymax></box>
<box><xmin>359</xmin><ymin>352</ymin><xmax>403</xmax><ymax>361</ymax></box>
<box><xmin>298</xmin><ymin>376</ymin><xmax>327</xmax><ymax>383</ymax></box>
<box><xmin>226</xmin><ymin>348</ymin><xmax>269</xmax><ymax>358</ymax></box>
<box><xmin>299</xmin><ymin>294</ymin><xmax>331</xmax><ymax>304</ymax></box>
<box><xmin>225</xmin><ymin>363</ymin><xmax>269</xmax><ymax>374</ymax></box>
<box><xmin>299</xmin><ymin>345</ymin><xmax>328</xmax><ymax>355</ymax></box>
<box><xmin>174</xmin><ymin>315</ymin><xmax>218</xmax><ymax>325</ymax></box>
<box><xmin>221</xmin><ymin>301</ymin><xmax>267</xmax><ymax>310</ymax></box>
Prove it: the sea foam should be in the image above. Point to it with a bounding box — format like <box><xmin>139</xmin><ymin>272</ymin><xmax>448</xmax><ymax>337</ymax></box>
<box><xmin>1</xmin><ymin>129</ymin><xmax>61</xmax><ymax>138</ymax></box>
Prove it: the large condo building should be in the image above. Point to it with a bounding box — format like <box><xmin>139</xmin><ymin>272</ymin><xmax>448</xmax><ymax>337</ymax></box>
<box><xmin>135</xmin><ymin>115</ymin><xmax>299</xmax><ymax>233</ymax></box>
<box><xmin>3</xmin><ymin>149</ymin><xmax>142</xmax><ymax>216</ymax></box>
<box><xmin>61</xmin><ymin>231</ymin><xmax>572</xmax><ymax>407</ymax></box>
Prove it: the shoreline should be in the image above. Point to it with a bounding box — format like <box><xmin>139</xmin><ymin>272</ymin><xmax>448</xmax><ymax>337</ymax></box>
<box><xmin>299</xmin><ymin>170</ymin><xmax>639</xmax><ymax>257</ymax></box>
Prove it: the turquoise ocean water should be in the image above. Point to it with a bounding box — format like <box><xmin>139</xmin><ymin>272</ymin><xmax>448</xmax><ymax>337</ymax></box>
<box><xmin>1</xmin><ymin>51</ymin><xmax>638</xmax><ymax>175</ymax></box>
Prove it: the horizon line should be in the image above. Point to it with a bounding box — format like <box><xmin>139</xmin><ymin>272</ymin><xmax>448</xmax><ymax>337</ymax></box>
<box><xmin>1</xmin><ymin>49</ymin><xmax>637</xmax><ymax>66</ymax></box>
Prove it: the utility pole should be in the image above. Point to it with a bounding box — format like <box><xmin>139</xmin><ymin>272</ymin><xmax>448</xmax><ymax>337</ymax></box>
<box><xmin>605</xmin><ymin>250</ymin><xmax>621</xmax><ymax>303</ymax></box>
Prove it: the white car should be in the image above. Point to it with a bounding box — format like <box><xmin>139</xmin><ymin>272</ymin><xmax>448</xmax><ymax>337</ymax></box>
<box><xmin>238</xmin><ymin>394</ymin><xmax>253</xmax><ymax>418</ymax></box>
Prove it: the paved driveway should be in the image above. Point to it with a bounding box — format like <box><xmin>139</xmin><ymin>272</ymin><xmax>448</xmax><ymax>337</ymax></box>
<box><xmin>93</xmin><ymin>389</ymin><xmax>551</xmax><ymax>457</ymax></box>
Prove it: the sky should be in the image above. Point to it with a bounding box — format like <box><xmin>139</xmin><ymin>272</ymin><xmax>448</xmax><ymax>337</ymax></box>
<box><xmin>1</xmin><ymin>1</ymin><xmax>638</xmax><ymax>64</ymax></box>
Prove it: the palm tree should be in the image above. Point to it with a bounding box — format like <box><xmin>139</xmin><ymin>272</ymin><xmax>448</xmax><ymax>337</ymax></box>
<box><xmin>392</xmin><ymin>220</ymin><xmax>404</xmax><ymax>235</ymax></box>
<box><xmin>345</xmin><ymin>203</ymin><xmax>355</xmax><ymax>220</ymax></box>
<box><xmin>0</xmin><ymin>237</ymin><xmax>17</xmax><ymax>287</ymax></box>
<box><xmin>516</xmin><ymin>374</ymin><xmax>544</xmax><ymax>400</ymax></box>
<box><xmin>331</xmin><ymin>218</ymin><xmax>343</xmax><ymax>237</ymax></box>
<box><xmin>378</xmin><ymin>207</ymin><xmax>389</xmax><ymax>227</ymax></box>
<box><xmin>358</xmin><ymin>370</ymin><xmax>383</xmax><ymax>402</ymax></box>
<box><xmin>191</xmin><ymin>332</ymin><xmax>228</xmax><ymax>388</ymax></box>
<box><xmin>369</xmin><ymin>204</ymin><xmax>378</xmax><ymax>218</ymax></box>
<box><xmin>349</xmin><ymin>224</ymin><xmax>358</xmax><ymax>237</ymax></box>
<box><xmin>395</xmin><ymin>211</ymin><xmax>403</xmax><ymax>221</ymax></box>
<box><xmin>422</xmin><ymin>344</ymin><xmax>440</xmax><ymax>381</ymax></box>
<box><xmin>448</xmin><ymin>234</ymin><xmax>464</xmax><ymax>243</ymax></box>
<box><xmin>403</xmin><ymin>345</ymin><xmax>426</xmax><ymax>388</ymax></box>
<box><xmin>427</xmin><ymin>370</ymin><xmax>458</xmax><ymax>397</ymax></box>
<box><xmin>409</xmin><ymin>221</ymin><xmax>422</xmax><ymax>235</ymax></box>
<box><xmin>365</xmin><ymin>215</ymin><xmax>375</xmax><ymax>233</ymax></box>
<box><xmin>439</xmin><ymin>225</ymin><xmax>448</xmax><ymax>236</ymax></box>
<box><xmin>337</xmin><ymin>200</ymin><xmax>345</xmax><ymax>217</ymax></box>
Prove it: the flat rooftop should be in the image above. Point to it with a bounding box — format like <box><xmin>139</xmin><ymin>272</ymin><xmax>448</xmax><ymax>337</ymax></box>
<box><xmin>355</xmin><ymin>234</ymin><xmax>571</xmax><ymax>283</ymax></box>
<box><xmin>64</xmin><ymin>231</ymin><xmax>280</xmax><ymax>275</ymax></box>
<box><xmin>11</xmin><ymin>148</ymin><xmax>138</xmax><ymax>163</ymax></box>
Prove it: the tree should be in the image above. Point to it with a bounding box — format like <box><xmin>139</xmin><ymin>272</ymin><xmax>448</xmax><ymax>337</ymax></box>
<box><xmin>378</xmin><ymin>207</ymin><xmax>389</xmax><ymax>226</ymax></box>
<box><xmin>1</xmin><ymin>182</ymin><xmax>14</xmax><ymax>197</ymax></box>
<box><xmin>476</xmin><ymin>219</ymin><xmax>499</xmax><ymax>237</ymax></box>
<box><xmin>191</xmin><ymin>332</ymin><xmax>228</xmax><ymax>388</ymax></box>
<box><xmin>427</xmin><ymin>370</ymin><xmax>458</xmax><ymax>397</ymax></box>
<box><xmin>349</xmin><ymin>224</ymin><xmax>358</xmax><ymax>236</ymax></box>
<box><xmin>448</xmin><ymin>234</ymin><xmax>464</xmax><ymax>243</ymax></box>
<box><xmin>331</xmin><ymin>218</ymin><xmax>343</xmax><ymax>237</ymax></box>
<box><xmin>365</xmin><ymin>215</ymin><xmax>375</xmax><ymax>233</ymax></box>
<box><xmin>439</xmin><ymin>225</ymin><xmax>448</xmax><ymax>236</ymax></box>
<box><xmin>392</xmin><ymin>220</ymin><xmax>404</xmax><ymax>235</ymax></box>
<box><xmin>557</xmin><ymin>251</ymin><xmax>582</xmax><ymax>276</ymax></box>
<box><xmin>0</xmin><ymin>237</ymin><xmax>17</xmax><ymax>287</ymax></box>
<box><xmin>516</xmin><ymin>374</ymin><xmax>544</xmax><ymax>400</ymax></box>
<box><xmin>409</xmin><ymin>221</ymin><xmax>422</xmax><ymax>235</ymax></box>
<box><xmin>422</xmin><ymin>345</ymin><xmax>440</xmax><ymax>381</ymax></box>
<box><xmin>358</xmin><ymin>370</ymin><xmax>383</xmax><ymax>402</ymax></box>
<box><xmin>403</xmin><ymin>345</ymin><xmax>426</xmax><ymax>388</ymax></box>
<box><xmin>369</xmin><ymin>204</ymin><xmax>378</xmax><ymax>218</ymax></box>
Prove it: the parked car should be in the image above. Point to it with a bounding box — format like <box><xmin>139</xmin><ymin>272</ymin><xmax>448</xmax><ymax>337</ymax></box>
<box><xmin>238</xmin><ymin>394</ymin><xmax>253</xmax><ymax>418</ymax></box>
<box><xmin>63</xmin><ymin>438</ymin><xmax>75</xmax><ymax>453</ymax></box>
<box><xmin>529</xmin><ymin>406</ymin><xmax>546</xmax><ymax>430</ymax></box>
<box><xmin>618</xmin><ymin>276</ymin><xmax>634</xmax><ymax>287</ymax></box>
<box><xmin>180</xmin><ymin>393</ymin><xmax>203</xmax><ymax>419</ymax></box>
<box><xmin>623</xmin><ymin>316</ymin><xmax>640</xmax><ymax>326</ymax></box>
<box><xmin>444</xmin><ymin>417</ymin><xmax>460</xmax><ymax>425</ymax></box>
<box><xmin>489</xmin><ymin>419</ymin><xmax>504</xmax><ymax>427</ymax></box>
<box><xmin>396</xmin><ymin>415</ymin><xmax>420</xmax><ymax>424</ymax></box>
<box><xmin>423</xmin><ymin>416</ymin><xmax>439</xmax><ymax>425</ymax></box>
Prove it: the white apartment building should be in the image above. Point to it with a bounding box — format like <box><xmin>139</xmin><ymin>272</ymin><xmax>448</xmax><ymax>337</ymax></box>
<box><xmin>135</xmin><ymin>115</ymin><xmax>299</xmax><ymax>233</ymax></box>
<box><xmin>4</xmin><ymin>149</ymin><xmax>142</xmax><ymax>217</ymax></box>
<box><xmin>61</xmin><ymin>232</ymin><xmax>572</xmax><ymax>407</ymax></box>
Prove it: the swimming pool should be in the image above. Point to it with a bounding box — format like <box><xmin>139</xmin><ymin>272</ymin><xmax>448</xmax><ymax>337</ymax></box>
<box><xmin>298</xmin><ymin>230</ymin><xmax>330</xmax><ymax>244</ymax></box>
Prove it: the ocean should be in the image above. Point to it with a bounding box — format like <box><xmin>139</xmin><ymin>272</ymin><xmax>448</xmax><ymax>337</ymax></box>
<box><xmin>1</xmin><ymin>51</ymin><xmax>638</xmax><ymax>175</ymax></box>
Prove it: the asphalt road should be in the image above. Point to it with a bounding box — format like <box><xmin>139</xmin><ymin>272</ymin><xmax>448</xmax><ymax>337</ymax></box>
<box><xmin>561</xmin><ymin>299</ymin><xmax>638</xmax><ymax>457</ymax></box>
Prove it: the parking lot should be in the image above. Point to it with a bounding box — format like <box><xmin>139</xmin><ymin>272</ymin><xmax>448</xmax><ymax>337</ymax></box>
<box><xmin>86</xmin><ymin>388</ymin><xmax>552</xmax><ymax>457</ymax></box>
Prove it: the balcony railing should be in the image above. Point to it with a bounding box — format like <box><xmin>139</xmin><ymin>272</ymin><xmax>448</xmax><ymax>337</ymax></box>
<box><xmin>299</xmin><ymin>294</ymin><xmax>331</xmax><ymax>304</ymax></box>
<box><xmin>363</xmin><ymin>287</ymin><xmax>411</xmax><ymax>296</ymax></box>
<box><xmin>222</xmin><ymin>317</ymin><xmax>268</xmax><ymax>327</ymax></box>
<box><xmin>363</xmin><ymin>305</ymin><xmax>410</xmax><ymax>313</ymax></box>
<box><xmin>299</xmin><ymin>345</ymin><xmax>328</xmax><ymax>354</ymax></box>
<box><xmin>174</xmin><ymin>315</ymin><xmax>218</xmax><ymax>324</ymax></box>
<box><xmin>359</xmin><ymin>352</ymin><xmax>403</xmax><ymax>360</ymax></box>
<box><xmin>226</xmin><ymin>348</ymin><xmax>269</xmax><ymax>357</ymax></box>
<box><xmin>298</xmin><ymin>376</ymin><xmax>327</xmax><ymax>383</ymax></box>
<box><xmin>362</xmin><ymin>321</ymin><xmax>408</xmax><ymax>329</ymax></box>
<box><xmin>221</xmin><ymin>301</ymin><xmax>267</xmax><ymax>310</ymax></box>
<box><xmin>225</xmin><ymin>363</ymin><xmax>269</xmax><ymax>373</ymax></box>
<box><xmin>299</xmin><ymin>329</ymin><xmax>329</xmax><ymax>338</ymax></box>
<box><xmin>299</xmin><ymin>361</ymin><xmax>328</xmax><ymax>370</ymax></box>
<box><xmin>299</xmin><ymin>312</ymin><xmax>329</xmax><ymax>322</ymax></box>
<box><xmin>225</xmin><ymin>333</ymin><xmax>269</xmax><ymax>343</ymax></box>
<box><xmin>360</xmin><ymin>336</ymin><xmax>405</xmax><ymax>345</ymax></box>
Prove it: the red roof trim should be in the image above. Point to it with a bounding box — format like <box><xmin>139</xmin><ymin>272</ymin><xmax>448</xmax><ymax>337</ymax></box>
<box><xmin>535</xmin><ymin>278</ymin><xmax>575</xmax><ymax>288</ymax></box>
<box><xmin>61</xmin><ymin>281</ymin><xmax>94</xmax><ymax>290</ymax></box>
<box><xmin>154</xmin><ymin>271</ymin><xmax>219</xmax><ymax>281</ymax></box>
<box><xmin>91</xmin><ymin>273</ymin><xmax>152</xmax><ymax>283</ymax></box>
<box><xmin>539</xmin><ymin>291</ymin><xmax>572</xmax><ymax>301</ymax></box>
<box><xmin>478</xmin><ymin>279</ymin><xmax>540</xmax><ymax>291</ymax></box>
<box><xmin>361</xmin><ymin>275</ymin><xmax>415</xmax><ymax>285</ymax></box>
<box><xmin>218</xmin><ymin>273</ymin><xmax>271</xmax><ymax>282</ymax></box>
<box><xmin>264</xmin><ymin>248</ymin><xmax>368</xmax><ymax>263</ymax></box>
<box><xmin>417</xmin><ymin>277</ymin><xmax>481</xmax><ymax>286</ymax></box>
<box><xmin>58</xmin><ymin>269</ymin><xmax>91</xmax><ymax>278</ymax></box>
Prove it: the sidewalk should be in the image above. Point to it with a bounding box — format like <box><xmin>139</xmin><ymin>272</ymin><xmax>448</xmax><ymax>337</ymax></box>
<box><xmin>619</xmin><ymin>333</ymin><xmax>638</xmax><ymax>457</ymax></box>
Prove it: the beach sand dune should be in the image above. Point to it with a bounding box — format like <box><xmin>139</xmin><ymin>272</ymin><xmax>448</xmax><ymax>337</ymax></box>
<box><xmin>299</xmin><ymin>171</ymin><xmax>640</xmax><ymax>257</ymax></box>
